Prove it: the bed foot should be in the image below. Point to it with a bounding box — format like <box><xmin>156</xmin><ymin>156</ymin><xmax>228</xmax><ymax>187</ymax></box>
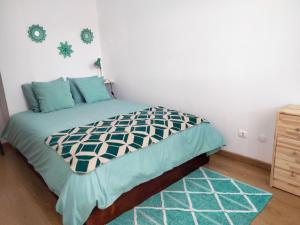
<box><xmin>0</xmin><ymin>142</ymin><xmax>4</xmax><ymax>155</ymax></box>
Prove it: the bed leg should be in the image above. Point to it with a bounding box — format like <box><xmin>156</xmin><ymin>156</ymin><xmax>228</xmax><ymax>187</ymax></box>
<box><xmin>0</xmin><ymin>142</ymin><xmax>4</xmax><ymax>155</ymax></box>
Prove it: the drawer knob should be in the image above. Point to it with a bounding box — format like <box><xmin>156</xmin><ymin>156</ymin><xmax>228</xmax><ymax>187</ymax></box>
<box><xmin>291</xmin><ymin>171</ymin><xmax>296</xmax><ymax>177</ymax></box>
<box><xmin>295</xmin><ymin>128</ymin><xmax>300</xmax><ymax>132</ymax></box>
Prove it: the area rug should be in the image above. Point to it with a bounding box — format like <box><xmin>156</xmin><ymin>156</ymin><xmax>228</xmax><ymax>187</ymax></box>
<box><xmin>108</xmin><ymin>167</ymin><xmax>272</xmax><ymax>225</ymax></box>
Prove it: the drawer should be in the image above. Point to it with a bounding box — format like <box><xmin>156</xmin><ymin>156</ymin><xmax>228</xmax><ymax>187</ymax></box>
<box><xmin>272</xmin><ymin>179</ymin><xmax>300</xmax><ymax>196</ymax></box>
<box><xmin>277</xmin><ymin>125</ymin><xmax>300</xmax><ymax>141</ymax></box>
<box><xmin>275</xmin><ymin>146</ymin><xmax>300</xmax><ymax>163</ymax></box>
<box><xmin>273</xmin><ymin>167</ymin><xmax>300</xmax><ymax>187</ymax></box>
<box><xmin>275</xmin><ymin>158</ymin><xmax>300</xmax><ymax>173</ymax></box>
<box><xmin>276</xmin><ymin>137</ymin><xmax>300</xmax><ymax>153</ymax></box>
<box><xmin>277</xmin><ymin>114</ymin><xmax>300</xmax><ymax>140</ymax></box>
<box><xmin>279</xmin><ymin>113</ymin><xmax>300</xmax><ymax>125</ymax></box>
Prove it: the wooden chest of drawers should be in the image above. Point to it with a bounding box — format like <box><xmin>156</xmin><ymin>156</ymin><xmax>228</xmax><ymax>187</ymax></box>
<box><xmin>270</xmin><ymin>105</ymin><xmax>300</xmax><ymax>196</ymax></box>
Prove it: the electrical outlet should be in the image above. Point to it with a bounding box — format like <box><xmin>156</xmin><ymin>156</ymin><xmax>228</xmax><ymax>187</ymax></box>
<box><xmin>238</xmin><ymin>129</ymin><xmax>248</xmax><ymax>138</ymax></box>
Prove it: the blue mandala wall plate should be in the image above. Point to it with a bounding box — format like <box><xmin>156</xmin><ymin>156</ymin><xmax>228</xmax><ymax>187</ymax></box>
<box><xmin>81</xmin><ymin>28</ymin><xmax>94</xmax><ymax>44</ymax></box>
<box><xmin>58</xmin><ymin>41</ymin><xmax>73</xmax><ymax>58</ymax></box>
<box><xmin>28</xmin><ymin>24</ymin><xmax>46</xmax><ymax>43</ymax></box>
<box><xmin>108</xmin><ymin>167</ymin><xmax>272</xmax><ymax>225</ymax></box>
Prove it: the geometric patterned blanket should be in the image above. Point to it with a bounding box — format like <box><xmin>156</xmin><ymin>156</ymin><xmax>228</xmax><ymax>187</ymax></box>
<box><xmin>45</xmin><ymin>106</ymin><xmax>205</xmax><ymax>174</ymax></box>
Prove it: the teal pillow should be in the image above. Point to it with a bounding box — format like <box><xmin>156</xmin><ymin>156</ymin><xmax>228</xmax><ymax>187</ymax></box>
<box><xmin>32</xmin><ymin>78</ymin><xmax>75</xmax><ymax>113</ymax></box>
<box><xmin>22</xmin><ymin>83</ymin><xmax>40</xmax><ymax>112</ymax></box>
<box><xmin>74</xmin><ymin>76</ymin><xmax>111</xmax><ymax>103</ymax></box>
<box><xmin>67</xmin><ymin>77</ymin><xmax>85</xmax><ymax>104</ymax></box>
<box><xmin>21</xmin><ymin>77</ymin><xmax>63</xmax><ymax>112</ymax></box>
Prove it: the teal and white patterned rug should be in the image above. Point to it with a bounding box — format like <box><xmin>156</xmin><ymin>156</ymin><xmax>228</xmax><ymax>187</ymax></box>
<box><xmin>108</xmin><ymin>167</ymin><xmax>272</xmax><ymax>225</ymax></box>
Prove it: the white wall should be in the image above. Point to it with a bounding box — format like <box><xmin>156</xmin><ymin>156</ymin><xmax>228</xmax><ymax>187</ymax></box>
<box><xmin>0</xmin><ymin>0</ymin><xmax>101</xmax><ymax>115</ymax></box>
<box><xmin>97</xmin><ymin>0</ymin><xmax>300</xmax><ymax>163</ymax></box>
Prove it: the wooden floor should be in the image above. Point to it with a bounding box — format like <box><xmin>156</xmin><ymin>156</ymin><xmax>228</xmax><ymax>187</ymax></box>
<box><xmin>0</xmin><ymin>145</ymin><xmax>299</xmax><ymax>225</ymax></box>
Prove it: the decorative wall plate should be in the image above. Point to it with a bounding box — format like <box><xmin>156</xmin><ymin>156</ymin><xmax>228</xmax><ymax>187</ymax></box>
<box><xmin>81</xmin><ymin>28</ymin><xmax>94</xmax><ymax>44</ymax></box>
<box><xmin>58</xmin><ymin>41</ymin><xmax>73</xmax><ymax>58</ymax></box>
<box><xmin>28</xmin><ymin>24</ymin><xmax>46</xmax><ymax>43</ymax></box>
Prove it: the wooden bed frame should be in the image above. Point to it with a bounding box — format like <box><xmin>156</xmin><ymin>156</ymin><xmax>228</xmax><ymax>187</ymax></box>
<box><xmin>86</xmin><ymin>154</ymin><xmax>209</xmax><ymax>225</ymax></box>
<box><xmin>1</xmin><ymin>143</ymin><xmax>209</xmax><ymax>225</ymax></box>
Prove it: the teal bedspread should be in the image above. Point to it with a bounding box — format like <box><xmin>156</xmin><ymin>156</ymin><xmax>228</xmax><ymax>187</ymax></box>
<box><xmin>2</xmin><ymin>100</ymin><xmax>224</xmax><ymax>225</ymax></box>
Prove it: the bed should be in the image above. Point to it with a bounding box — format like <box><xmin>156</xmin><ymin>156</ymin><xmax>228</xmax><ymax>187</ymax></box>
<box><xmin>2</xmin><ymin>99</ymin><xmax>224</xmax><ymax>225</ymax></box>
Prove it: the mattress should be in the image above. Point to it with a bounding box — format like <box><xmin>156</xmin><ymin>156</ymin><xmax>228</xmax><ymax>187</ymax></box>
<box><xmin>2</xmin><ymin>99</ymin><xmax>224</xmax><ymax>225</ymax></box>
